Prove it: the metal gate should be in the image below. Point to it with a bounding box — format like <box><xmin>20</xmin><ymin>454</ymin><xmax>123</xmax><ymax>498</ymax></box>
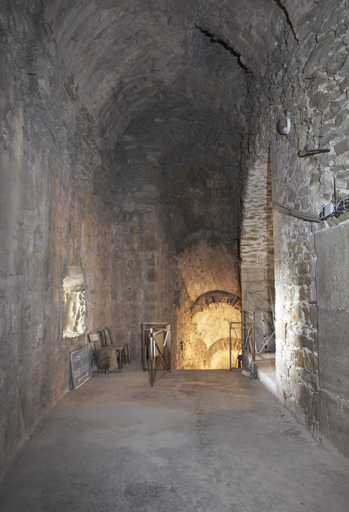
<box><xmin>141</xmin><ymin>322</ymin><xmax>171</xmax><ymax>387</ymax></box>
<box><xmin>229</xmin><ymin>311</ymin><xmax>255</xmax><ymax>370</ymax></box>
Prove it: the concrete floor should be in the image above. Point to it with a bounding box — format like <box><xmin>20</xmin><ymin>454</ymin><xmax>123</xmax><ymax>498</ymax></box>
<box><xmin>0</xmin><ymin>365</ymin><xmax>348</xmax><ymax>512</ymax></box>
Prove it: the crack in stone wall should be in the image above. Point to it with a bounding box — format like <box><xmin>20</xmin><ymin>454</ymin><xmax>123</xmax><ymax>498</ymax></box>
<box><xmin>272</xmin><ymin>0</ymin><xmax>299</xmax><ymax>42</ymax></box>
<box><xmin>195</xmin><ymin>25</ymin><xmax>251</xmax><ymax>73</ymax></box>
<box><xmin>2</xmin><ymin>0</ymin><xmax>349</xmax><ymax>480</ymax></box>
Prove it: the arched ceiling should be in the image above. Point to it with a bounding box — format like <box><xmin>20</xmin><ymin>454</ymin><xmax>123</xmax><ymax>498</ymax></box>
<box><xmin>43</xmin><ymin>0</ymin><xmax>288</xmax><ymax>140</ymax></box>
<box><xmin>42</xmin><ymin>0</ymin><xmax>295</xmax><ymax>249</ymax></box>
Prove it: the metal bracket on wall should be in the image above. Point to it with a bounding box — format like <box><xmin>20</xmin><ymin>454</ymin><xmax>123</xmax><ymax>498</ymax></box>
<box><xmin>298</xmin><ymin>147</ymin><xmax>330</xmax><ymax>158</ymax></box>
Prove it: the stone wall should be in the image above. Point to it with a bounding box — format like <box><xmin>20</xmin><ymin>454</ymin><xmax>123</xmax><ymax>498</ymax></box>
<box><xmin>0</xmin><ymin>2</ymin><xmax>178</xmax><ymax>479</ymax></box>
<box><xmin>109</xmin><ymin>182</ymin><xmax>173</xmax><ymax>359</ymax></box>
<box><xmin>255</xmin><ymin>0</ymin><xmax>349</xmax><ymax>449</ymax></box>
<box><xmin>2</xmin><ymin>0</ymin><xmax>349</xmax><ymax>482</ymax></box>
<box><xmin>0</xmin><ymin>2</ymin><xmax>146</xmax><ymax>480</ymax></box>
<box><xmin>315</xmin><ymin>221</ymin><xmax>349</xmax><ymax>457</ymax></box>
<box><xmin>240</xmin><ymin>150</ymin><xmax>275</xmax><ymax>354</ymax></box>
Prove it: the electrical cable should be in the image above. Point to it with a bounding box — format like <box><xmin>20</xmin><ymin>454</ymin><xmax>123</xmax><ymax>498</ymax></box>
<box><xmin>271</xmin><ymin>200</ymin><xmax>321</xmax><ymax>223</ymax></box>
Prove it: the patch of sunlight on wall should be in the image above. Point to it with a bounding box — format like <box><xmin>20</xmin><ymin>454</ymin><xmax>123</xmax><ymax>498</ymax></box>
<box><xmin>189</xmin><ymin>302</ymin><xmax>241</xmax><ymax>369</ymax></box>
<box><xmin>195</xmin><ymin>303</ymin><xmax>236</xmax><ymax>349</ymax></box>
<box><xmin>63</xmin><ymin>266</ymin><xmax>86</xmax><ymax>338</ymax></box>
<box><xmin>210</xmin><ymin>350</ymin><xmax>231</xmax><ymax>370</ymax></box>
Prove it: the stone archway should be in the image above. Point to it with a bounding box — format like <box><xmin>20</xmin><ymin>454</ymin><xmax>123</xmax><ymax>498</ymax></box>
<box><xmin>172</xmin><ymin>240</ymin><xmax>241</xmax><ymax>369</ymax></box>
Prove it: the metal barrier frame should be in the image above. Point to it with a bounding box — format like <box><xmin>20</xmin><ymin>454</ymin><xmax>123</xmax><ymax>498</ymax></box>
<box><xmin>141</xmin><ymin>322</ymin><xmax>171</xmax><ymax>387</ymax></box>
<box><xmin>229</xmin><ymin>311</ymin><xmax>255</xmax><ymax>370</ymax></box>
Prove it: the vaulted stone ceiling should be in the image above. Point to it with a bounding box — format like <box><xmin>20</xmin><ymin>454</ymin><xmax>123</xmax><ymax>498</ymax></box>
<box><xmin>41</xmin><ymin>0</ymin><xmax>291</xmax><ymax>248</ymax></box>
<box><xmin>7</xmin><ymin>0</ymin><xmax>349</xmax><ymax>479</ymax></box>
<box><xmin>43</xmin><ymin>0</ymin><xmax>286</xmax><ymax>135</ymax></box>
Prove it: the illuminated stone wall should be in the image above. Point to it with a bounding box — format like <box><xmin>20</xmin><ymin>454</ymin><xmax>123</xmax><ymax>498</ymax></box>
<box><xmin>240</xmin><ymin>150</ymin><xmax>275</xmax><ymax>354</ymax></box>
<box><xmin>173</xmin><ymin>241</ymin><xmax>241</xmax><ymax>369</ymax></box>
<box><xmin>63</xmin><ymin>267</ymin><xmax>86</xmax><ymax>339</ymax></box>
<box><xmin>262</xmin><ymin>1</ymin><xmax>349</xmax><ymax>451</ymax></box>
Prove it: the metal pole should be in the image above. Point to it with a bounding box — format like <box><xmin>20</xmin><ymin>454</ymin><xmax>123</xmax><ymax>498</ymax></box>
<box><xmin>229</xmin><ymin>322</ymin><xmax>232</xmax><ymax>371</ymax></box>
<box><xmin>167</xmin><ymin>324</ymin><xmax>171</xmax><ymax>371</ymax></box>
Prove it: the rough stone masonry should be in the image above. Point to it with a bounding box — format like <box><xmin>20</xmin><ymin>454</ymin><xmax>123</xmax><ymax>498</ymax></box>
<box><xmin>1</xmin><ymin>0</ymin><xmax>349</xmax><ymax>482</ymax></box>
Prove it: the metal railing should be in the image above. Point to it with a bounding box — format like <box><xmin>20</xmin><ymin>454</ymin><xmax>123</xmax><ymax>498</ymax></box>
<box><xmin>141</xmin><ymin>322</ymin><xmax>171</xmax><ymax>387</ymax></box>
<box><xmin>229</xmin><ymin>311</ymin><xmax>255</xmax><ymax>370</ymax></box>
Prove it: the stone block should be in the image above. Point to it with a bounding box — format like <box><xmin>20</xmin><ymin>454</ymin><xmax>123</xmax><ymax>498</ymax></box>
<box><xmin>135</xmin><ymin>203</ymin><xmax>156</xmax><ymax>213</ymax></box>
<box><xmin>328</xmin><ymin>96</ymin><xmax>347</xmax><ymax>118</ymax></box>
<box><xmin>303</xmin><ymin>349</ymin><xmax>318</xmax><ymax>374</ymax></box>
<box><xmin>311</xmin><ymin>391</ymin><xmax>321</xmax><ymax>421</ymax></box>
<box><xmin>320</xmin><ymin>391</ymin><xmax>349</xmax><ymax>458</ymax></box>
<box><xmin>277</xmin><ymin>359</ymin><xmax>289</xmax><ymax>379</ymax></box>
<box><xmin>290</xmin><ymin>308</ymin><xmax>302</xmax><ymax>323</ymax></box>
<box><xmin>297</xmin><ymin>261</ymin><xmax>310</xmax><ymax>276</ymax></box>
<box><xmin>310</xmin><ymin>90</ymin><xmax>328</xmax><ymax>110</ymax></box>
<box><xmin>315</xmin><ymin>222</ymin><xmax>349</xmax><ymax>311</ymax></box>
<box><xmin>297</xmin><ymin>333</ymin><xmax>314</xmax><ymax>351</ymax></box>
<box><xmin>299</xmin><ymin>186</ymin><xmax>311</xmax><ymax>197</ymax></box>
<box><xmin>275</xmin><ymin>338</ymin><xmax>284</xmax><ymax>359</ymax></box>
<box><xmin>335</xmin><ymin>23</ymin><xmax>348</xmax><ymax>38</ymax></box>
<box><xmin>318</xmin><ymin>310</ymin><xmax>349</xmax><ymax>397</ymax></box>
<box><xmin>122</xmin><ymin>197</ymin><xmax>136</xmax><ymax>212</ymax></box>
<box><xmin>338</xmin><ymin>211</ymin><xmax>349</xmax><ymax>223</ymax></box>
<box><xmin>275</xmin><ymin>320</ymin><xmax>286</xmax><ymax>342</ymax></box>
<box><xmin>289</xmin><ymin>365</ymin><xmax>301</xmax><ymax>384</ymax></box>
<box><xmin>283</xmin><ymin>344</ymin><xmax>295</xmax><ymax>363</ymax></box>
<box><xmin>321</xmin><ymin>129</ymin><xmax>337</xmax><ymax>145</ymax></box>
<box><xmin>144</xmin><ymin>212</ymin><xmax>156</xmax><ymax>224</ymax></box>
<box><xmin>327</xmin><ymin>50</ymin><xmax>348</xmax><ymax>75</ymax></box>
<box><xmin>334</xmin><ymin>138</ymin><xmax>349</xmax><ymax>156</ymax></box>
<box><xmin>299</xmin><ymin>383</ymin><xmax>313</xmax><ymax>416</ymax></box>
<box><xmin>309</xmin><ymin>171</ymin><xmax>321</xmax><ymax>187</ymax></box>
<box><xmin>309</xmin><ymin>305</ymin><xmax>318</xmax><ymax>328</ymax></box>
<box><xmin>304</xmin><ymin>38</ymin><xmax>332</xmax><ymax>76</ymax></box>
<box><xmin>298</xmin><ymin>125</ymin><xmax>308</xmax><ymax>151</ymax></box>
<box><xmin>281</xmin><ymin>376</ymin><xmax>294</xmax><ymax>401</ymax></box>
<box><xmin>310</xmin><ymin>372</ymin><xmax>320</xmax><ymax>391</ymax></box>
<box><xmin>335</xmin><ymin>110</ymin><xmax>347</xmax><ymax>127</ymax></box>
<box><xmin>296</xmin><ymin>348</ymin><xmax>304</xmax><ymax>367</ymax></box>
<box><xmin>302</xmin><ymin>369</ymin><xmax>313</xmax><ymax>386</ymax></box>
<box><xmin>320</xmin><ymin>7</ymin><xmax>342</xmax><ymax>36</ymax></box>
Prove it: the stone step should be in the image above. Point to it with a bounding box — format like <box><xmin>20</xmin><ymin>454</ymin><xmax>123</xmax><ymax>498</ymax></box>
<box><xmin>249</xmin><ymin>353</ymin><xmax>277</xmax><ymax>398</ymax></box>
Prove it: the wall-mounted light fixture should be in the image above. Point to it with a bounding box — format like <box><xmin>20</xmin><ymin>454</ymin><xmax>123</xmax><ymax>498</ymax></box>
<box><xmin>278</xmin><ymin>110</ymin><xmax>291</xmax><ymax>135</ymax></box>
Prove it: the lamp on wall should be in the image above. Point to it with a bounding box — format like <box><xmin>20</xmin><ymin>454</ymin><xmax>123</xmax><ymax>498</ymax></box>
<box><xmin>278</xmin><ymin>110</ymin><xmax>291</xmax><ymax>135</ymax></box>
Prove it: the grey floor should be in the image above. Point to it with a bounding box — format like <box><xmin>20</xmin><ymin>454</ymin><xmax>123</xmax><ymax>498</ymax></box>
<box><xmin>0</xmin><ymin>365</ymin><xmax>348</xmax><ymax>512</ymax></box>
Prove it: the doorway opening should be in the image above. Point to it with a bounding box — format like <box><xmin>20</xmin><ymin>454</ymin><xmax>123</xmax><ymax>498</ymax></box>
<box><xmin>173</xmin><ymin>240</ymin><xmax>241</xmax><ymax>370</ymax></box>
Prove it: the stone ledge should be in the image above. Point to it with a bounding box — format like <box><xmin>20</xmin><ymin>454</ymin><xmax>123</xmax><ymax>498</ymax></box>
<box><xmin>248</xmin><ymin>353</ymin><xmax>278</xmax><ymax>398</ymax></box>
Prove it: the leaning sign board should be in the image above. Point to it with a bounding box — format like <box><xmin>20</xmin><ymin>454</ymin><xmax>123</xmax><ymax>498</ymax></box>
<box><xmin>70</xmin><ymin>344</ymin><xmax>92</xmax><ymax>390</ymax></box>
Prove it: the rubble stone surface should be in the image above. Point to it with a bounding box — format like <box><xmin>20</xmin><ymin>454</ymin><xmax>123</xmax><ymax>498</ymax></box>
<box><xmin>1</xmin><ymin>0</ymin><xmax>349</xmax><ymax>481</ymax></box>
